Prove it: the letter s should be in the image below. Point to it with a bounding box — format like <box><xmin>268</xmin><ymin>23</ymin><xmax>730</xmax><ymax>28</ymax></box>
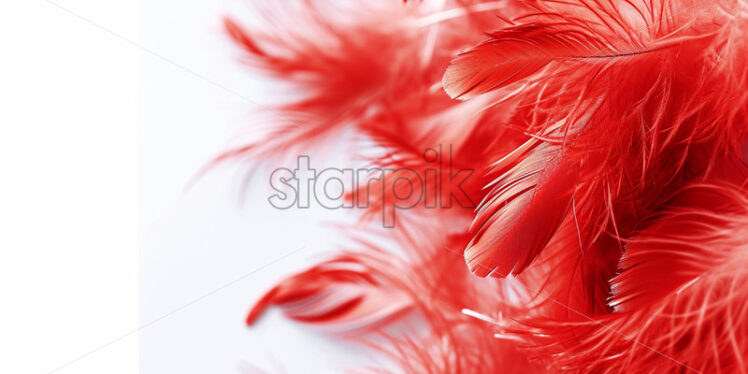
<box><xmin>268</xmin><ymin>168</ymin><xmax>297</xmax><ymax>209</ymax></box>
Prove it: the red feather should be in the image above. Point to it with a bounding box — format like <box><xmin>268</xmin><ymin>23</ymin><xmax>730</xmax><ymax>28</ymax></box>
<box><xmin>466</xmin><ymin>137</ymin><xmax>579</xmax><ymax>277</ymax></box>
<box><xmin>443</xmin><ymin>24</ymin><xmax>614</xmax><ymax>100</ymax></box>
<box><xmin>247</xmin><ymin>254</ymin><xmax>412</xmax><ymax>333</ymax></box>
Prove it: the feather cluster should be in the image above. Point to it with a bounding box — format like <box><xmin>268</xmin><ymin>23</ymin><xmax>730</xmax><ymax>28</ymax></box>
<box><xmin>220</xmin><ymin>0</ymin><xmax>748</xmax><ymax>372</ymax></box>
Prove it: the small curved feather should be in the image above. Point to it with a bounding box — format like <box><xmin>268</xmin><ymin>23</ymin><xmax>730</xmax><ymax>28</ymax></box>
<box><xmin>465</xmin><ymin>139</ymin><xmax>579</xmax><ymax>277</ymax></box>
<box><xmin>247</xmin><ymin>256</ymin><xmax>412</xmax><ymax>334</ymax></box>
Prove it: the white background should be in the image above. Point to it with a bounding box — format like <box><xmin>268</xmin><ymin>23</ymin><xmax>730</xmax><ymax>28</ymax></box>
<box><xmin>1</xmin><ymin>0</ymin><xmax>382</xmax><ymax>373</ymax></box>
<box><xmin>1</xmin><ymin>0</ymin><xmax>138</xmax><ymax>373</ymax></box>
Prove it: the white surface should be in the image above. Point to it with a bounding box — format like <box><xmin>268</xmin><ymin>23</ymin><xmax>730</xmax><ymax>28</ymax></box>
<box><xmin>0</xmin><ymin>1</ymin><xmax>138</xmax><ymax>373</ymax></box>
